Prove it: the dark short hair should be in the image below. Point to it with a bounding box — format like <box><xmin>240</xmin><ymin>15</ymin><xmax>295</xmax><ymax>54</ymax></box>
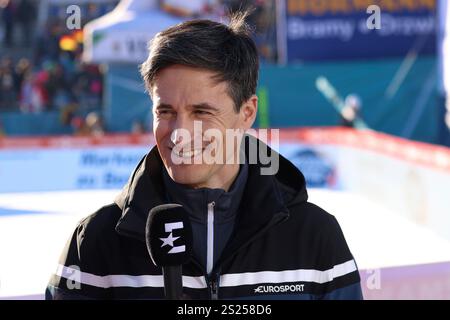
<box><xmin>140</xmin><ymin>11</ymin><xmax>259</xmax><ymax>112</ymax></box>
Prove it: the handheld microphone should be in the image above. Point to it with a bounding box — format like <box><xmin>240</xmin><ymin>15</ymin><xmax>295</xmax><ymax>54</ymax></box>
<box><xmin>145</xmin><ymin>203</ymin><xmax>192</xmax><ymax>300</ymax></box>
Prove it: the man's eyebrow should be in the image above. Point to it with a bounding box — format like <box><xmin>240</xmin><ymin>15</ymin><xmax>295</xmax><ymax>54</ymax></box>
<box><xmin>190</xmin><ymin>103</ymin><xmax>220</xmax><ymax>112</ymax></box>
<box><xmin>154</xmin><ymin>103</ymin><xmax>173</xmax><ymax>109</ymax></box>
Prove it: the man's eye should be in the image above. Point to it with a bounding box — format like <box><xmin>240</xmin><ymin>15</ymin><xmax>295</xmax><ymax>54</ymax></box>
<box><xmin>194</xmin><ymin>110</ymin><xmax>211</xmax><ymax>115</ymax></box>
<box><xmin>156</xmin><ymin>110</ymin><xmax>172</xmax><ymax>116</ymax></box>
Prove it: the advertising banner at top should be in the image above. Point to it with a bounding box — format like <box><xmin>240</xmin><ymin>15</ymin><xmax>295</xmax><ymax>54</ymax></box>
<box><xmin>279</xmin><ymin>0</ymin><xmax>437</xmax><ymax>62</ymax></box>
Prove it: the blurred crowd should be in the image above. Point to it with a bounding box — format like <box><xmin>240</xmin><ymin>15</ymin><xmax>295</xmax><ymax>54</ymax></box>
<box><xmin>0</xmin><ymin>0</ymin><xmax>112</xmax><ymax>135</ymax></box>
<box><xmin>0</xmin><ymin>55</ymin><xmax>103</xmax><ymax>114</ymax></box>
<box><xmin>0</xmin><ymin>0</ymin><xmax>277</xmax><ymax>136</ymax></box>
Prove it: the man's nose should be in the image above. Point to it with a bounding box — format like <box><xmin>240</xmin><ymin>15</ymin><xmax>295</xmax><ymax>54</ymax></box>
<box><xmin>170</xmin><ymin>115</ymin><xmax>194</xmax><ymax>145</ymax></box>
<box><xmin>170</xmin><ymin>128</ymin><xmax>184</xmax><ymax>145</ymax></box>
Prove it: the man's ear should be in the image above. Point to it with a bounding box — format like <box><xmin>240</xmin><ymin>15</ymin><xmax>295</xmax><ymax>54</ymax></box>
<box><xmin>240</xmin><ymin>94</ymin><xmax>258</xmax><ymax>129</ymax></box>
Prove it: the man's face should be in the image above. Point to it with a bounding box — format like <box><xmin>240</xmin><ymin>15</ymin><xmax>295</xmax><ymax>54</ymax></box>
<box><xmin>151</xmin><ymin>64</ymin><xmax>257</xmax><ymax>189</ymax></box>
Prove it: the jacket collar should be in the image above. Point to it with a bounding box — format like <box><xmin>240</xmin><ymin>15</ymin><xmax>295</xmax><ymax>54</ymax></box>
<box><xmin>161</xmin><ymin>162</ymin><xmax>248</xmax><ymax>224</ymax></box>
<box><xmin>114</xmin><ymin>135</ymin><xmax>308</xmax><ymax>244</ymax></box>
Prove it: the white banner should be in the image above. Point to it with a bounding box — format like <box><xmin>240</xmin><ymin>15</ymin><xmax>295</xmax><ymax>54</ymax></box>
<box><xmin>0</xmin><ymin>146</ymin><xmax>149</xmax><ymax>193</ymax></box>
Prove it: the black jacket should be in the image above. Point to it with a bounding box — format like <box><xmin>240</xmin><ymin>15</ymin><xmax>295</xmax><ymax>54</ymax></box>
<box><xmin>46</xmin><ymin>137</ymin><xmax>362</xmax><ymax>300</ymax></box>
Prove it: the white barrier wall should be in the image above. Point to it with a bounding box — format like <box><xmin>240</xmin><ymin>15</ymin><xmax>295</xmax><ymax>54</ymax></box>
<box><xmin>0</xmin><ymin>135</ymin><xmax>153</xmax><ymax>193</ymax></box>
<box><xmin>0</xmin><ymin>146</ymin><xmax>149</xmax><ymax>192</ymax></box>
<box><xmin>278</xmin><ymin>128</ymin><xmax>450</xmax><ymax>240</ymax></box>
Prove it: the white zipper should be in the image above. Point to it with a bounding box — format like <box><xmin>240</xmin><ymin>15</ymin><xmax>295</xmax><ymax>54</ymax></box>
<box><xmin>207</xmin><ymin>201</ymin><xmax>215</xmax><ymax>274</ymax></box>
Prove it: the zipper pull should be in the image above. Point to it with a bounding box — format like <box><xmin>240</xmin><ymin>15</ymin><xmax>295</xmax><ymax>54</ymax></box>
<box><xmin>209</xmin><ymin>273</ymin><xmax>220</xmax><ymax>300</ymax></box>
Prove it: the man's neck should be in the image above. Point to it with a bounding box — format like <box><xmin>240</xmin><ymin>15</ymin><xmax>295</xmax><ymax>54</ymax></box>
<box><xmin>189</xmin><ymin>163</ymin><xmax>240</xmax><ymax>192</ymax></box>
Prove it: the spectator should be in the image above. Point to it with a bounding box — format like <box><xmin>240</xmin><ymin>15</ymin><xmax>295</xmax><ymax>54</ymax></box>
<box><xmin>16</xmin><ymin>0</ymin><xmax>36</xmax><ymax>46</ymax></box>
<box><xmin>85</xmin><ymin>111</ymin><xmax>105</xmax><ymax>136</ymax></box>
<box><xmin>14</xmin><ymin>58</ymin><xmax>31</xmax><ymax>93</ymax></box>
<box><xmin>18</xmin><ymin>72</ymin><xmax>33</xmax><ymax>112</ymax></box>
<box><xmin>0</xmin><ymin>58</ymin><xmax>16</xmax><ymax>110</ymax></box>
<box><xmin>1</xmin><ymin>0</ymin><xmax>16</xmax><ymax>47</ymax></box>
<box><xmin>44</xmin><ymin>62</ymin><xmax>67</xmax><ymax>110</ymax></box>
<box><xmin>86</xmin><ymin>65</ymin><xmax>103</xmax><ymax>109</ymax></box>
<box><xmin>30</xmin><ymin>70</ymin><xmax>49</xmax><ymax>112</ymax></box>
<box><xmin>19</xmin><ymin>71</ymin><xmax>50</xmax><ymax>114</ymax></box>
<box><xmin>28</xmin><ymin>74</ymin><xmax>47</xmax><ymax>113</ymax></box>
<box><xmin>59</xmin><ymin>52</ymin><xmax>76</xmax><ymax>83</ymax></box>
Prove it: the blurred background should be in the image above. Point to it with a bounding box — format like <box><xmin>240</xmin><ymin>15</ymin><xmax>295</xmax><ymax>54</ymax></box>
<box><xmin>0</xmin><ymin>0</ymin><xmax>450</xmax><ymax>300</ymax></box>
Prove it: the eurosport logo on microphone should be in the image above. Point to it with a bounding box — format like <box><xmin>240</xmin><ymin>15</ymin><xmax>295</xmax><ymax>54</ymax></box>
<box><xmin>159</xmin><ymin>222</ymin><xmax>186</xmax><ymax>254</ymax></box>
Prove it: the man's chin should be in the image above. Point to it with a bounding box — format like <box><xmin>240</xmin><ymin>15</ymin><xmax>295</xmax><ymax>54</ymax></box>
<box><xmin>166</xmin><ymin>167</ymin><xmax>207</xmax><ymax>187</ymax></box>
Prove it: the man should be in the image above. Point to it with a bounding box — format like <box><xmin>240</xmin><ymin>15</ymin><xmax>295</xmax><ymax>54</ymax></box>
<box><xmin>46</xmin><ymin>12</ymin><xmax>363</xmax><ymax>300</ymax></box>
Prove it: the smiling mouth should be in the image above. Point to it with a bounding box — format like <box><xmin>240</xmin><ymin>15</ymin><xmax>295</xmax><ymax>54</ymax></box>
<box><xmin>169</xmin><ymin>144</ymin><xmax>210</xmax><ymax>159</ymax></box>
<box><xmin>172</xmin><ymin>148</ymin><xmax>203</xmax><ymax>158</ymax></box>
<box><xmin>169</xmin><ymin>139</ymin><xmax>216</xmax><ymax>159</ymax></box>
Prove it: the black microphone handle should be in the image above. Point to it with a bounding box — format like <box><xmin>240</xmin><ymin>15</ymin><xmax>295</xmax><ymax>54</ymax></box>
<box><xmin>163</xmin><ymin>265</ymin><xmax>183</xmax><ymax>300</ymax></box>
